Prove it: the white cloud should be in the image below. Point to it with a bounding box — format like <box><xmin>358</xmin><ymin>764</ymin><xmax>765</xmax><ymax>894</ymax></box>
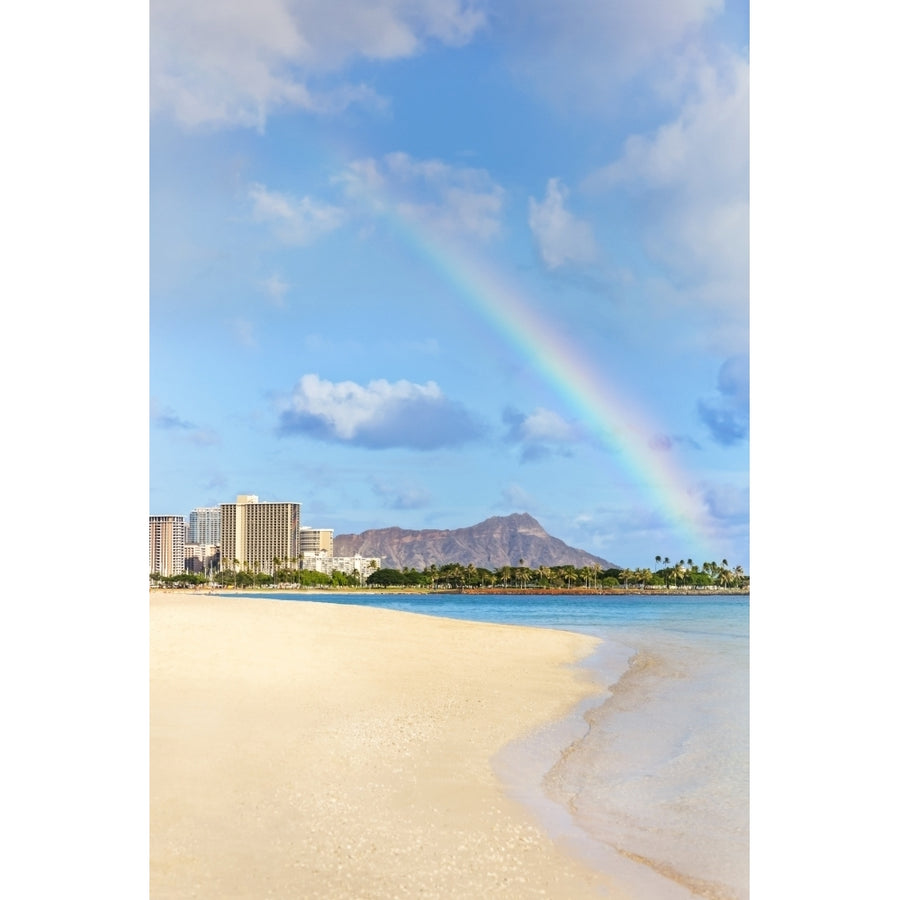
<box><xmin>251</xmin><ymin>153</ymin><xmax>503</xmax><ymax>248</ymax></box>
<box><xmin>502</xmin><ymin>406</ymin><xmax>585</xmax><ymax>461</ymax></box>
<box><xmin>337</xmin><ymin>152</ymin><xmax>505</xmax><ymax>241</ymax></box>
<box><xmin>528</xmin><ymin>178</ymin><xmax>597</xmax><ymax>269</ymax></box>
<box><xmin>261</xmin><ymin>273</ymin><xmax>290</xmax><ymax>306</ymax></box>
<box><xmin>151</xmin><ymin>0</ymin><xmax>486</xmax><ymax>129</ymax></box>
<box><xmin>278</xmin><ymin>374</ymin><xmax>484</xmax><ymax>449</ymax></box>
<box><xmin>336</xmin><ymin>158</ymin><xmax>387</xmax><ymax>202</ymax></box>
<box><xmin>586</xmin><ymin>51</ymin><xmax>748</xmax><ymax>300</ymax></box>
<box><xmin>385</xmin><ymin>152</ymin><xmax>504</xmax><ymax>239</ymax></box>
<box><xmin>519</xmin><ymin>407</ymin><xmax>582</xmax><ymax>443</ymax></box>
<box><xmin>249</xmin><ymin>183</ymin><xmax>345</xmax><ymax>245</ymax></box>
<box><xmin>495</xmin><ymin>0</ymin><xmax>722</xmax><ymax>109</ymax></box>
<box><xmin>288</xmin><ymin>374</ymin><xmax>442</xmax><ymax>440</ymax></box>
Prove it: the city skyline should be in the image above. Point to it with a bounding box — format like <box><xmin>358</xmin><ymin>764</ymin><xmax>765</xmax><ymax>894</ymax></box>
<box><xmin>150</xmin><ymin>1</ymin><xmax>750</xmax><ymax>571</ymax></box>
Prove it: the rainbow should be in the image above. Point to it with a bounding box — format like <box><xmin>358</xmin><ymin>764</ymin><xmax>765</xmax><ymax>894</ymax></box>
<box><xmin>333</xmin><ymin>155</ymin><xmax>718</xmax><ymax>558</ymax></box>
<box><xmin>417</xmin><ymin>235</ymin><xmax>716</xmax><ymax>557</ymax></box>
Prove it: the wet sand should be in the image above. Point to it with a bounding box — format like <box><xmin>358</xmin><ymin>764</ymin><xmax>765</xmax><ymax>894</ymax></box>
<box><xmin>150</xmin><ymin>591</ymin><xmax>633</xmax><ymax>898</ymax></box>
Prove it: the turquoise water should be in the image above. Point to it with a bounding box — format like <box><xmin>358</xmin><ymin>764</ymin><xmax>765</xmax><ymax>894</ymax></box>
<box><xmin>235</xmin><ymin>592</ymin><xmax>749</xmax><ymax>900</ymax></box>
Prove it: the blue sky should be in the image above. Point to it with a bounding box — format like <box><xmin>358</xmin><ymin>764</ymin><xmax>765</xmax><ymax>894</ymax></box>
<box><xmin>149</xmin><ymin>0</ymin><xmax>750</xmax><ymax>571</ymax></box>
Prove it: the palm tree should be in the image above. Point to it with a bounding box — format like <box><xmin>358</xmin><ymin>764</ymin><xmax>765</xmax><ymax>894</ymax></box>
<box><xmin>655</xmin><ymin>555</ymin><xmax>662</xmax><ymax>572</ymax></box>
<box><xmin>685</xmin><ymin>559</ymin><xmax>695</xmax><ymax>588</ymax></box>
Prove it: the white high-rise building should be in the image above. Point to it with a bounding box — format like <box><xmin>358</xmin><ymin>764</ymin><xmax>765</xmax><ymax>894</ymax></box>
<box><xmin>188</xmin><ymin>507</ymin><xmax>221</xmax><ymax>545</ymax></box>
<box><xmin>302</xmin><ymin>554</ymin><xmax>380</xmax><ymax>579</ymax></box>
<box><xmin>220</xmin><ymin>494</ymin><xmax>301</xmax><ymax>575</ymax></box>
<box><xmin>150</xmin><ymin>515</ymin><xmax>185</xmax><ymax>576</ymax></box>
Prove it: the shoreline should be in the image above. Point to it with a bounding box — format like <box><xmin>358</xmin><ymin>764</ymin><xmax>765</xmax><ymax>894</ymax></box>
<box><xmin>150</xmin><ymin>591</ymin><xmax>640</xmax><ymax>898</ymax></box>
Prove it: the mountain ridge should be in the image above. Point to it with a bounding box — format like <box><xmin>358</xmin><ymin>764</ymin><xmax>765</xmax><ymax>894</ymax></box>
<box><xmin>333</xmin><ymin>512</ymin><xmax>618</xmax><ymax>571</ymax></box>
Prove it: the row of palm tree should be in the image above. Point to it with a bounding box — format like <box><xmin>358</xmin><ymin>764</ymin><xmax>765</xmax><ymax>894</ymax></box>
<box><xmin>653</xmin><ymin>556</ymin><xmax>746</xmax><ymax>589</ymax></box>
<box><xmin>367</xmin><ymin>560</ymin><xmax>747</xmax><ymax>591</ymax></box>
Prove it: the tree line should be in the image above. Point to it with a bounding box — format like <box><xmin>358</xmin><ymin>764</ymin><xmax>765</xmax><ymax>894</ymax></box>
<box><xmin>367</xmin><ymin>558</ymin><xmax>747</xmax><ymax>591</ymax></box>
<box><xmin>151</xmin><ymin>557</ymin><xmax>747</xmax><ymax>591</ymax></box>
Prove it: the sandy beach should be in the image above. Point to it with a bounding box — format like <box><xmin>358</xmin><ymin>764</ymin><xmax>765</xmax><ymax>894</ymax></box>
<box><xmin>150</xmin><ymin>591</ymin><xmax>630</xmax><ymax>898</ymax></box>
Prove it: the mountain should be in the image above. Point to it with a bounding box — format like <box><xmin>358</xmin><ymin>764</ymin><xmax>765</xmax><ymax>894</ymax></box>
<box><xmin>333</xmin><ymin>513</ymin><xmax>618</xmax><ymax>571</ymax></box>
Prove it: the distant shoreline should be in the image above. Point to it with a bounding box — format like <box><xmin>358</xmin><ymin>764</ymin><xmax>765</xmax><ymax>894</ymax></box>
<box><xmin>152</xmin><ymin>586</ymin><xmax>749</xmax><ymax>597</ymax></box>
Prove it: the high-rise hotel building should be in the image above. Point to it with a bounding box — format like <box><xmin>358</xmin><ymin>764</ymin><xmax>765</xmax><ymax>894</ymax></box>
<box><xmin>149</xmin><ymin>515</ymin><xmax>185</xmax><ymax>576</ymax></box>
<box><xmin>299</xmin><ymin>526</ymin><xmax>334</xmax><ymax>558</ymax></box>
<box><xmin>188</xmin><ymin>506</ymin><xmax>221</xmax><ymax>545</ymax></box>
<box><xmin>220</xmin><ymin>494</ymin><xmax>301</xmax><ymax>575</ymax></box>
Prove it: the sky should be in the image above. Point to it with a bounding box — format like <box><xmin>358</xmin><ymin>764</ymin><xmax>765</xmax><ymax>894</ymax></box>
<box><xmin>149</xmin><ymin>0</ymin><xmax>750</xmax><ymax>571</ymax></box>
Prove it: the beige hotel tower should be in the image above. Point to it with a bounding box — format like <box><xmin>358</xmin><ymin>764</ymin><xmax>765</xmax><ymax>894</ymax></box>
<box><xmin>149</xmin><ymin>515</ymin><xmax>185</xmax><ymax>577</ymax></box>
<box><xmin>220</xmin><ymin>494</ymin><xmax>301</xmax><ymax>575</ymax></box>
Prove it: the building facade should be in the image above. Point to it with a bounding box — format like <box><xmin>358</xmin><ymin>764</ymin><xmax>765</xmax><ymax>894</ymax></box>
<box><xmin>188</xmin><ymin>507</ymin><xmax>221</xmax><ymax>545</ymax></box>
<box><xmin>184</xmin><ymin>543</ymin><xmax>220</xmax><ymax>575</ymax></box>
<box><xmin>150</xmin><ymin>515</ymin><xmax>185</xmax><ymax>577</ymax></box>
<box><xmin>301</xmin><ymin>553</ymin><xmax>381</xmax><ymax>580</ymax></box>
<box><xmin>299</xmin><ymin>527</ymin><xmax>334</xmax><ymax>557</ymax></box>
<box><xmin>220</xmin><ymin>494</ymin><xmax>301</xmax><ymax>575</ymax></box>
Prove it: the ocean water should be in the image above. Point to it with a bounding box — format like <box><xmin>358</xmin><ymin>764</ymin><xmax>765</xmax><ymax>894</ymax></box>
<box><xmin>236</xmin><ymin>592</ymin><xmax>749</xmax><ymax>900</ymax></box>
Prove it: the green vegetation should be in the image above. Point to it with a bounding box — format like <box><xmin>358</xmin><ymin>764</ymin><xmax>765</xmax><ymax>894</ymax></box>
<box><xmin>361</xmin><ymin>559</ymin><xmax>747</xmax><ymax>591</ymax></box>
<box><xmin>151</xmin><ymin>557</ymin><xmax>748</xmax><ymax>592</ymax></box>
<box><xmin>150</xmin><ymin>563</ymin><xmax>372</xmax><ymax>590</ymax></box>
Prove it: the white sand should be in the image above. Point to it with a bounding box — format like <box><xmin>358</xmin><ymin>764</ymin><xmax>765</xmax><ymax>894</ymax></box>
<box><xmin>150</xmin><ymin>592</ymin><xmax>634</xmax><ymax>898</ymax></box>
